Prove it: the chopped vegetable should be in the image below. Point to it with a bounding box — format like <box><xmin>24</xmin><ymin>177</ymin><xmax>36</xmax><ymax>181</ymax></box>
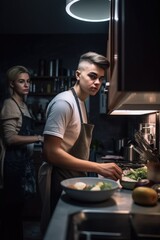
<box><xmin>90</xmin><ymin>185</ymin><xmax>101</xmax><ymax>191</ymax></box>
<box><xmin>74</xmin><ymin>182</ymin><xmax>87</xmax><ymax>190</ymax></box>
<box><xmin>123</xmin><ymin>166</ymin><xmax>147</xmax><ymax>181</ymax></box>
<box><xmin>100</xmin><ymin>182</ymin><xmax>112</xmax><ymax>190</ymax></box>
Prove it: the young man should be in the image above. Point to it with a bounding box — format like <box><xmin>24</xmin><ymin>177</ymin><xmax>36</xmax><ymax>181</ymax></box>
<box><xmin>39</xmin><ymin>52</ymin><xmax>122</xmax><ymax>234</ymax></box>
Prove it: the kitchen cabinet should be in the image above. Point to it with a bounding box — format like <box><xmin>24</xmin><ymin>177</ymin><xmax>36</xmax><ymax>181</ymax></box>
<box><xmin>107</xmin><ymin>0</ymin><xmax>160</xmax><ymax>113</ymax></box>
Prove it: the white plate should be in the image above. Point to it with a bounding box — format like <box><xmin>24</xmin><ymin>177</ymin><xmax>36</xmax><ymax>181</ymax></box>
<box><xmin>61</xmin><ymin>177</ymin><xmax>119</xmax><ymax>202</ymax></box>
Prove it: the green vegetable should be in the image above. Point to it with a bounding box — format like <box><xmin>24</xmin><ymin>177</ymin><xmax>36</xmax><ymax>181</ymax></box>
<box><xmin>84</xmin><ymin>181</ymin><xmax>112</xmax><ymax>191</ymax></box>
<box><xmin>123</xmin><ymin>167</ymin><xmax>147</xmax><ymax>181</ymax></box>
<box><xmin>100</xmin><ymin>182</ymin><xmax>112</xmax><ymax>190</ymax></box>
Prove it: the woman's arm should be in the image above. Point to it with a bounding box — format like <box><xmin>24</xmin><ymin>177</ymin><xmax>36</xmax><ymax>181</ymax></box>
<box><xmin>2</xmin><ymin>118</ymin><xmax>43</xmax><ymax>146</ymax></box>
<box><xmin>1</xmin><ymin>99</ymin><xmax>43</xmax><ymax>146</ymax></box>
<box><xmin>5</xmin><ymin>133</ymin><xmax>43</xmax><ymax>146</ymax></box>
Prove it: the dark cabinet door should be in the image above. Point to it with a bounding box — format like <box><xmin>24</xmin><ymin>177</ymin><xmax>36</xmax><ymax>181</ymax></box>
<box><xmin>110</xmin><ymin>0</ymin><xmax>160</xmax><ymax>92</ymax></box>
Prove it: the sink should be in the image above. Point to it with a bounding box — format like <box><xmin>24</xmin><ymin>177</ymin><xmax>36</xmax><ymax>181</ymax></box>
<box><xmin>66</xmin><ymin>210</ymin><xmax>160</xmax><ymax>240</ymax></box>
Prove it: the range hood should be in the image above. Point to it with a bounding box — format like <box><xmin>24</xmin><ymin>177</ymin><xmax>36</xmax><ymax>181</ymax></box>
<box><xmin>108</xmin><ymin>91</ymin><xmax>160</xmax><ymax>115</ymax></box>
<box><xmin>107</xmin><ymin>64</ymin><xmax>160</xmax><ymax>115</ymax></box>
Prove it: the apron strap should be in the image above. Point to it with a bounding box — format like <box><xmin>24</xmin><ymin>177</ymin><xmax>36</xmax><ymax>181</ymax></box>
<box><xmin>11</xmin><ymin>97</ymin><xmax>23</xmax><ymax>116</ymax></box>
<box><xmin>71</xmin><ymin>87</ymin><xmax>89</xmax><ymax>124</ymax></box>
<box><xmin>38</xmin><ymin>162</ymin><xmax>53</xmax><ymax>235</ymax></box>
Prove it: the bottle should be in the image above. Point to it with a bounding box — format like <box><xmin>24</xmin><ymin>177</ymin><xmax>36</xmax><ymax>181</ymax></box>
<box><xmin>124</xmin><ymin>143</ymin><xmax>136</xmax><ymax>162</ymax></box>
<box><xmin>60</xmin><ymin>78</ymin><xmax>64</xmax><ymax>92</ymax></box>
<box><xmin>32</xmin><ymin>83</ymin><xmax>36</xmax><ymax>93</ymax></box>
<box><xmin>49</xmin><ymin>60</ymin><xmax>54</xmax><ymax>77</ymax></box>
<box><xmin>37</xmin><ymin>104</ymin><xmax>44</xmax><ymax>121</ymax></box>
<box><xmin>55</xmin><ymin>59</ymin><xmax>59</xmax><ymax>77</ymax></box>
<box><xmin>29</xmin><ymin>81</ymin><xmax>32</xmax><ymax>92</ymax></box>
<box><xmin>47</xmin><ymin>83</ymin><xmax>51</xmax><ymax>94</ymax></box>
<box><xmin>55</xmin><ymin>59</ymin><xmax>63</xmax><ymax>77</ymax></box>
<box><xmin>38</xmin><ymin>59</ymin><xmax>46</xmax><ymax>76</ymax></box>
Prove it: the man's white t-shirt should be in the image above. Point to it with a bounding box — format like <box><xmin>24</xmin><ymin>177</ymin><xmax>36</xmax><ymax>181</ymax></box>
<box><xmin>43</xmin><ymin>89</ymin><xmax>87</xmax><ymax>153</ymax></box>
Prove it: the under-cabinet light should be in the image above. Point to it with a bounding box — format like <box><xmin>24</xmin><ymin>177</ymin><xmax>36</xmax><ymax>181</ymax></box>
<box><xmin>110</xmin><ymin>110</ymin><xmax>157</xmax><ymax>115</ymax></box>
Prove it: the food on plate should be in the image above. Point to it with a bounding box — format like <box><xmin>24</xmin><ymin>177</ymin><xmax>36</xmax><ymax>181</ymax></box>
<box><xmin>122</xmin><ymin>166</ymin><xmax>147</xmax><ymax>181</ymax></box>
<box><xmin>74</xmin><ymin>182</ymin><xmax>87</xmax><ymax>190</ymax></box>
<box><xmin>68</xmin><ymin>181</ymin><xmax>112</xmax><ymax>191</ymax></box>
<box><xmin>120</xmin><ymin>166</ymin><xmax>149</xmax><ymax>190</ymax></box>
<box><xmin>132</xmin><ymin>186</ymin><xmax>158</xmax><ymax>206</ymax></box>
<box><xmin>61</xmin><ymin>178</ymin><xmax>119</xmax><ymax>202</ymax></box>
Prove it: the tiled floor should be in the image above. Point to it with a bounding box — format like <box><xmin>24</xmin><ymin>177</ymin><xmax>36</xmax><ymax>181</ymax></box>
<box><xmin>23</xmin><ymin>221</ymin><xmax>42</xmax><ymax>240</ymax></box>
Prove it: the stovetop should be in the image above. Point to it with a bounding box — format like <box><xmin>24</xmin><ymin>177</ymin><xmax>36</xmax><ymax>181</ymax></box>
<box><xmin>116</xmin><ymin>161</ymin><xmax>145</xmax><ymax>169</ymax></box>
<box><xmin>98</xmin><ymin>154</ymin><xmax>145</xmax><ymax>169</ymax></box>
<box><xmin>102</xmin><ymin>159</ymin><xmax>145</xmax><ymax>169</ymax></box>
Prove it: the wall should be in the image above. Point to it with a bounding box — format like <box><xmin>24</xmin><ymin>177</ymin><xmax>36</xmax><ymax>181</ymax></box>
<box><xmin>90</xmin><ymin>95</ymin><xmax>158</xmax><ymax>154</ymax></box>
<box><xmin>0</xmin><ymin>0</ymin><xmax>108</xmax><ymax>34</ymax></box>
<box><xmin>0</xmin><ymin>34</ymin><xmax>108</xmax><ymax>73</ymax></box>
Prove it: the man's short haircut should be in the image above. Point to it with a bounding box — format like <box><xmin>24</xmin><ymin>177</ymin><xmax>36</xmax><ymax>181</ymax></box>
<box><xmin>78</xmin><ymin>52</ymin><xmax>110</xmax><ymax>72</ymax></box>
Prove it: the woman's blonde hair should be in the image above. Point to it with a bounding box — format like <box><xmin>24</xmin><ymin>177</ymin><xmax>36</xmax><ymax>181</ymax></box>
<box><xmin>6</xmin><ymin>65</ymin><xmax>30</xmax><ymax>95</ymax></box>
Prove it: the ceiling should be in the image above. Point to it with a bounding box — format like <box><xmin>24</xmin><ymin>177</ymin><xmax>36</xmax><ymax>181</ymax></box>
<box><xmin>0</xmin><ymin>0</ymin><xmax>108</xmax><ymax>34</ymax></box>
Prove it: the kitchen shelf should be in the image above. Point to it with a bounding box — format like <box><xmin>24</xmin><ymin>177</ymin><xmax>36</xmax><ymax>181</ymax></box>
<box><xmin>27</xmin><ymin>75</ymin><xmax>77</xmax><ymax>131</ymax></box>
<box><xmin>30</xmin><ymin>75</ymin><xmax>76</xmax><ymax>95</ymax></box>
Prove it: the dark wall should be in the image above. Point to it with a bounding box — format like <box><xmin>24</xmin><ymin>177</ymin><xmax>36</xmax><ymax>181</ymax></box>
<box><xmin>0</xmin><ymin>0</ymin><xmax>108</xmax><ymax>34</ymax></box>
<box><xmin>89</xmin><ymin>93</ymin><xmax>149</xmax><ymax>153</ymax></box>
<box><xmin>0</xmin><ymin>34</ymin><xmax>107</xmax><ymax>73</ymax></box>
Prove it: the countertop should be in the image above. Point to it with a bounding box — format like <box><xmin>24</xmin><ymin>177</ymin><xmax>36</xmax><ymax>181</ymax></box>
<box><xmin>44</xmin><ymin>188</ymin><xmax>160</xmax><ymax>240</ymax></box>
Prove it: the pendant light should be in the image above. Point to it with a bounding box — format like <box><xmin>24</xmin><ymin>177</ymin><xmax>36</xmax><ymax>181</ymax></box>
<box><xmin>66</xmin><ymin>0</ymin><xmax>111</xmax><ymax>22</ymax></box>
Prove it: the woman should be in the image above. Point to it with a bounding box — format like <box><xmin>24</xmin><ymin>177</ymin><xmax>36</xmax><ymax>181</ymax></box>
<box><xmin>0</xmin><ymin>66</ymin><xmax>43</xmax><ymax>240</ymax></box>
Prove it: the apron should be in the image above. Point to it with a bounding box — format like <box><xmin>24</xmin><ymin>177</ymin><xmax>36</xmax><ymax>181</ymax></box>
<box><xmin>3</xmin><ymin>98</ymin><xmax>36</xmax><ymax>203</ymax></box>
<box><xmin>38</xmin><ymin>88</ymin><xmax>94</xmax><ymax>235</ymax></box>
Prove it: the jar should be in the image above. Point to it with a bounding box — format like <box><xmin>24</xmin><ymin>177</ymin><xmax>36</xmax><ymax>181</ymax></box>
<box><xmin>123</xmin><ymin>144</ymin><xmax>138</xmax><ymax>162</ymax></box>
<box><xmin>152</xmin><ymin>184</ymin><xmax>160</xmax><ymax>199</ymax></box>
<box><xmin>147</xmin><ymin>161</ymin><xmax>160</xmax><ymax>183</ymax></box>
